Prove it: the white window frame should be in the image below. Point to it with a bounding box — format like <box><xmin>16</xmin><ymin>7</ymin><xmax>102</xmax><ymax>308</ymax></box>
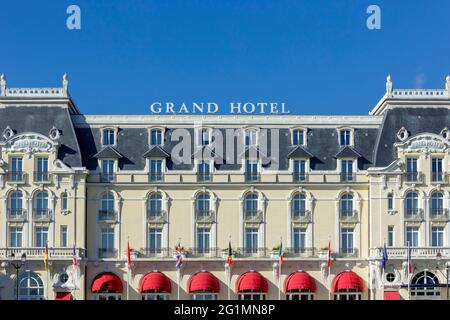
<box><xmin>290</xmin><ymin>127</ymin><xmax>307</xmax><ymax>146</ymax></box>
<box><xmin>243</xmin><ymin>128</ymin><xmax>259</xmax><ymax>147</ymax></box>
<box><xmin>337</xmin><ymin>127</ymin><xmax>354</xmax><ymax>146</ymax></box>
<box><xmin>101</xmin><ymin>127</ymin><xmax>118</xmax><ymax>147</ymax></box>
<box><xmin>148</xmin><ymin>127</ymin><xmax>165</xmax><ymax>146</ymax></box>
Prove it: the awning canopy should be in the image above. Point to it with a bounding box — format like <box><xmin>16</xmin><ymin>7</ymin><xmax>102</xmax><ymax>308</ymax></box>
<box><xmin>331</xmin><ymin>271</ymin><xmax>364</xmax><ymax>292</ymax></box>
<box><xmin>284</xmin><ymin>271</ymin><xmax>317</xmax><ymax>293</ymax></box>
<box><xmin>91</xmin><ymin>272</ymin><xmax>123</xmax><ymax>293</ymax></box>
<box><xmin>55</xmin><ymin>292</ymin><xmax>73</xmax><ymax>300</ymax></box>
<box><xmin>236</xmin><ymin>271</ymin><xmax>268</xmax><ymax>293</ymax></box>
<box><xmin>140</xmin><ymin>271</ymin><xmax>172</xmax><ymax>293</ymax></box>
<box><xmin>188</xmin><ymin>271</ymin><xmax>220</xmax><ymax>293</ymax></box>
<box><xmin>384</xmin><ymin>291</ymin><xmax>401</xmax><ymax>300</ymax></box>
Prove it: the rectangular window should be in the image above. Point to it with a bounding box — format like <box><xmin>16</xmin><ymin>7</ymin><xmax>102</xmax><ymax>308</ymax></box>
<box><xmin>432</xmin><ymin>158</ymin><xmax>443</xmax><ymax>182</ymax></box>
<box><xmin>150</xmin><ymin>159</ymin><xmax>163</xmax><ymax>181</ymax></box>
<box><xmin>101</xmin><ymin>159</ymin><xmax>115</xmax><ymax>182</ymax></box>
<box><xmin>61</xmin><ymin>226</ymin><xmax>68</xmax><ymax>247</ymax></box>
<box><xmin>36</xmin><ymin>157</ymin><xmax>49</xmax><ymax>181</ymax></box>
<box><xmin>245</xmin><ymin>130</ymin><xmax>257</xmax><ymax>146</ymax></box>
<box><xmin>101</xmin><ymin>227</ymin><xmax>115</xmax><ymax>257</ymax></box>
<box><xmin>197</xmin><ymin>228</ymin><xmax>211</xmax><ymax>254</ymax></box>
<box><xmin>103</xmin><ymin>129</ymin><xmax>115</xmax><ymax>145</ymax></box>
<box><xmin>387</xmin><ymin>193</ymin><xmax>393</xmax><ymax>210</ymax></box>
<box><xmin>340</xmin><ymin>130</ymin><xmax>351</xmax><ymax>146</ymax></box>
<box><xmin>10</xmin><ymin>227</ymin><xmax>23</xmax><ymax>247</ymax></box>
<box><xmin>245</xmin><ymin>160</ymin><xmax>258</xmax><ymax>181</ymax></box>
<box><xmin>200</xmin><ymin>129</ymin><xmax>210</xmax><ymax>145</ymax></box>
<box><xmin>147</xmin><ymin>228</ymin><xmax>162</xmax><ymax>254</ymax></box>
<box><xmin>431</xmin><ymin>227</ymin><xmax>444</xmax><ymax>247</ymax></box>
<box><xmin>293</xmin><ymin>160</ymin><xmax>306</xmax><ymax>181</ymax></box>
<box><xmin>341</xmin><ymin>160</ymin><xmax>353</xmax><ymax>181</ymax></box>
<box><xmin>11</xmin><ymin>157</ymin><xmax>23</xmax><ymax>181</ymax></box>
<box><xmin>406</xmin><ymin>227</ymin><xmax>419</xmax><ymax>247</ymax></box>
<box><xmin>150</xmin><ymin>129</ymin><xmax>162</xmax><ymax>146</ymax></box>
<box><xmin>292</xmin><ymin>130</ymin><xmax>304</xmax><ymax>145</ymax></box>
<box><xmin>35</xmin><ymin>227</ymin><xmax>49</xmax><ymax>247</ymax></box>
<box><xmin>245</xmin><ymin>228</ymin><xmax>259</xmax><ymax>254</ymax></box>
<box><xmin>197</xmin><ymin>161</ymin><xmax>211</xmax><ymax>182</ymax></box>
<box><xmin>387</xmin><ymin>226</ymin><xmax>394</xmax><ymax>247</ymax></box>
<box><xmin>406</xmin><ymin>158</ymin><xmax>418</xmax><ymax>182</ymax></box>
<box><xmin>341</xmin><ymin>228</ymin><xmax>354</xmax><ymax>255</ymax></box>
<box><xmin>293</xmin><ymin>228</ymin><xmax>306</xmax><ymax>253</ymax></box>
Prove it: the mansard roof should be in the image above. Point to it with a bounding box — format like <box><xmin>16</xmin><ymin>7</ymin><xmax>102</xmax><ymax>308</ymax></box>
<box><xmin>192</xmin><ymin>146</ymin><xmax>223</xmax><ymax>161</ymax></box>
<box><xmin>143</xmin><ymin>146</ymin><xmax>170</xmax><ymax>158</ymax></box>
<box><xmin>334</xmin><ymin>146</ymin><xmax>362</xmax><ymax>158</ymax></box>
<box><xmin>287</xmin><ymin>146</ymin><xmax>314</xmax><ymax>158</ymax></box>
<box><xmin>94</xmin><ymin>146</ymin><xmax>123</xmax><ymax>158</ymax></box>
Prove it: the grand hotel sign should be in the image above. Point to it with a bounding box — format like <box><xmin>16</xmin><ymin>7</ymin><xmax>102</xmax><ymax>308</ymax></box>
<box><xmin>396</xmin><ymin>134</ymin><xmax>449</xmax><ymax>156</ymax></box>
<box><xmin>2</xmin><ymin>133</ymin><xmax>57</xmax><ymax>156</ymax></box>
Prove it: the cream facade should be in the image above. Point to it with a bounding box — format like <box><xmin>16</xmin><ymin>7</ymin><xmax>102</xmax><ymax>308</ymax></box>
<box><xmin>0</xmin><ymin>74</ymin><xmax>449</xmax><ymax>300</ymax></box>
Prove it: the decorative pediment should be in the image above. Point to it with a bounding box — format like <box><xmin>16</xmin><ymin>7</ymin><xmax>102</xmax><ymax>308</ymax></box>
<box><xmin>395</xmin><ymin>133</ymin><xmax>450</xmax><ymax>155</ymax></box>
<box><xmin>0</xmin><ymin>132</ymin><xmax>59</xmax><ymax>156</ymax></box>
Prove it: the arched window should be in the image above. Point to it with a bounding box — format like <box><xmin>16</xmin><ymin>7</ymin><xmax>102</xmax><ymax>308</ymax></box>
<box><xmin>18</xmin><ymin>272</ymin><xmax>44</xmax><ymax>300</ymax></box>
<box><xmin>9</xmin><ymin>191</ymin><xmax>23</xmax><ymax>218</ymax></box>
<box><xmin>292</xmin><ymin>193</ymin><xmax>306</xmax><ymax>218</ymax></box>
<box><xmin>244</xmin><ymin>193</ymin><xmax>259</xmax><ymax>219</ymax></box>
<box><xmin>411</xmin><ymin>271</ymin><xmax>440</xmax><ymax>299</ymax></box>
<box><xmin>100</xmin><ymin>193</ymin><xmax>115</xmax><ymax>220</ymax></box>
<box><xmin>61</xmin><ymin>192</ymin><xmax>68</xmax><ymax>211</ymax></box>
<box><xmin>34</xmin><ymin>191</ymin><xmax>49</xmax><ymax>219</ymax></box>
<box><xmin>431</xmin><ymin>192</ymin><xmax>444</xmax><ymax>216</ymax></box>
<box><xmin>405</xmin><ymin>192</ymin><xmax>419</xmax><ymax>217</ymax></box>
<box><xmin>195</xmin><ymin>193</ymin><xmax>210</xmax><ymax>218</ymax></box>
<box><xmin>340</xmin><ymin>194</ymin><xmax>353</xmax><ymax>217</ymax></box>
<box><xmin>148</xmin><ymin>193</ymin><xmax>163</xmax><ymax>217</ymax></box>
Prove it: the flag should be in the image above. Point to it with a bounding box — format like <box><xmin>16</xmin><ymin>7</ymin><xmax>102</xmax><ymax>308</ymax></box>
<box><xmin>278</xmin><ymin>240</ymin><xmax>284</xmax><ymax>266</ymax></box>
<box><xmin>327</xmin><ymin>240</ymin><xmax>331</xmax><ymax>269</ymax></box>
<box><xmin>226</xmin><ymin>241</ymin><xmax>233</xmax><ymax>267</ymax></box>
<box><xmin>126</xmin><ymin>240</ymin><xmax>131</xmax><ymax>268</ymax></box>
<box><xmin>175</xmin><ymin>242</ymin><xmax>183</xmax><ymax>270</ymax></box>
<box><xmin>406</xmin><ymin>243</ymin><xmax>413</xmax><ymax>274</ymax></box>
<box><xmin>44</xmin><ymin>244</ymin><xmax>49</xmax><ymax>271</ymax></box>
<box><xmin>382</xmin><ymin>243</ymin><xmax>388</xmax><ymax>271</ymax></box>
<box><xmin>72</xmin><ymin>244</ymin><xmax>78</xmax><ymax>268</ymax></box>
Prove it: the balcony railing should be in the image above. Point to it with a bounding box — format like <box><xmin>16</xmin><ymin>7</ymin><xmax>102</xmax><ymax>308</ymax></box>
<box><xmin>339</xmin><ymin>247</ymin><xmax>358</xmax><ymax>257</ymax></box>
<box><xmin>291</xmin><ymin>210</ymin><xmax>312</xmax><ymax>223</ymax></box>
<box><xmin>0</xmin><ymin>247</ymin><xmax>86</xmax><ymax>259</ymax></box>
<box><xmin>197</xmin><ymin>173</ymin><xmax>212</xmax><ymax>182</ymax></box>
<box><xmin>7</xmin><ymin>172</ymin><xmax>27</xmax><ymax>184</ymax></box>
<box><xmin>404</xmin><ymin>172</ymin><xmax>424</xmax><ymax>184</ymax></box>
<box><xmin>149</xmin><ymin>172</ymin><xmax>164</xmax><ymax>182</ymax></box>
<box><xmin>33</xmin><ymin>208</ymin><xmax>52</xmax><ymax>221</ymax></box>
<box><xmin>98</xmin><ymin>248</ymin><xmax>118</xmax><ymax>258</ymax></box>
<box><xmin>98</xmin><ymin>210</ymin><xmax>117</xmax><ymax>222</ymax></box>
<box><xmin>139</xmin><ymin>247</ymin><xmax>171</xmax><ymax>258</ymax></box>
<box><xmin>236</xmin><ymin>247</ymin><xmax>268</xmax><ymax>257</ymax></box>
<box><xmin>340</xmin><ymin>173</ymin><xmax>356</xmax><ymax>182</ymax></box>
<box><xmin>195</xmin><ymin>210</ymin><xmax>215</xmax><ymax>223</ymax></box>
<box><xmin>431</xmin><ymin>172</ymin><xmax>447</xmax><ymax>183</ymax></box>
<box><xmin>146</xmin><ymin>210</ymin><xmax>166</xmax><ymax>223</ymax></box>
<box><xmin>293</xmin><ymin>173</ymin><xmax>308</xmax><ymax>182</ymax></box>
<box><xmin>7</xmin><ymin>209</ymin><xmax>27</xmax><ymax>221</ymax></box>
<box><xmin>245</xmin><ymin>173</ymin><xmax>260</xmax><ymax>182</ymax></box>
<box><xmin>243</xmin><ymin>210</ymin><xmax>264</xmax><ymax>223</ymax></box>
<box><xmin>370</xmin><ymin>247</ymin><xmax>450</xmax><ymax>259</ymax></box>
<box><xmin>100</xmin><ymin>173</ymin><xmax>116</xmax><ymax>183</ymax></box>
<box><xmin>404</xmin><ymin>208</ymin><xmax>423</xmax><ymax>221</ymax></box>
<box><xmin>285</xmin><ymin>247</ymin><xmax>314</xmax><ymax>257</ymax></box>
<box><xmin>188</xmin><ymin>247</ymin><xmax>220</xmax><ymax>258</ymax></box>
<box><xmin>33</xmin><ymin>171</ymin><xmax>51</xmax><ymax>184</ymax></box>
<box><xmin>339</xmin><ymin>210</ymin><xmax>359</xmax><ymax>223</ymax></box>
<box><xmin>430</xmin><ymin>208</ymin><xmax>449</xmax><ymax>221</ymax></box>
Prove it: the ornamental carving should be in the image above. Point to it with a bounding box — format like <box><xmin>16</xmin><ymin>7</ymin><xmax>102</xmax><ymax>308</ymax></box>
<box><xmin>395</xmin><ymin>134</ymin><xmax>449</xmax><ymax>156</ymax></box>
<box><xmin>1</xmin><ymin>133</ymin><xmax>57</xmax><ymax>156</ymax></box>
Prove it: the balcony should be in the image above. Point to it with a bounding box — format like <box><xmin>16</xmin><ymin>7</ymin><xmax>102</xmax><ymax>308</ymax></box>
<box><xmin>0</xmin><ymin>247</ymin><xmax>86</xmax><ymax>259</ymax></box>
<box><xmin>197</xmin><ymin>173</ymin><xmax>212</xmax><ymax>182</ymax></box>
<box><xmin>33</xmin><ymin>171</ymin><xmax>52</xmax><ymax>184</ymax></box>
<box><xmin>285</xmin><ymin>247</ymin><xmax>314</xmax><ymax>258</ymax></box>
<box><xmin>98</xmin><ymin>210</ymin><xmax>117</xmax><ymax>222</ymax></box>
<box><xmin>195</xmin><ymin>210</ymin><xmax>215</xmax><ymax>223</ymax></box>
<box><xmin>188</xmin><ymin>247</ymin><xmax>220</xmax><ymax>258</ymax></box>
<box><xmin>431</xmin><ymin>172</ymin><xmax>447</xmax><ymax>184</ymax></box>
<box><xmin>149</xmin><ymin>172</ymin><xmax>164</xmax><ymax>182</ymax></box>
<box><xmin>243</xmin><ymin>210</ymin><xmax>264</xmax><ymax>223</ymax></box>
<box><xmin>339</xmin><ymin>247</ymin><xmax>358</xmax><ymax>258</ymax></box>
<box><xmin>245</xmin><ymin>173</ymin><xmax>260</xmax><ymax>183</ymax></box>
<box><xmin>293</xmin><ymin>173</ymin><xmax>308</xmax><ymax>183</ymax></box>
<box><xmin>33</xmin><ymin>208</ymin><xmax>52</xmax><ymax>221</ymax></box>
<box><xmin>139</xmin><ymin>247</ymin><xmax>170</xmax><ymax>258</ymax></box>
<box><xmin>146</xmin><ymin>210</ymin><xmax>166</xmax><ymax>223</ymax></box>
<box><xmin>291</xmin><ymin>210</ymin><xmax>312</xmax><ymax>224</ymax></box>
<box><xmin>404</xmin><ymin>172</ymin><xmax>424</xmax><ymax>184</ymax></box>
<box><xmin>7</xmin><ymin>172</ymin><xmax>27</xmax><ymax>184</ymax></box>
<box><xmin>339</xmin><ymin>210</ymin><xmax>359</xmax><ymax>223</ymax></box>
<box><xmin>98</xmin><ymin>248</ymin><xmax>118</xmax><ymax>258</ymax></box>
<box><xmin>370</xmin><ymin>247</ymin><xmax>450</xmax><ymax>259</ymax></box>
<box><xmin>236</xmin><ymin>247</ymin><xmax>268</xmax><ymax>258</ymax></box>
<box><xmin>430</xmin><ymin>208</ymin><xmax>449</xmax><ymax>222</ymax></box>
<box><xmin>340</xmin><ymin>173</ymin><xmax>356</xmax><ymax>182</ymax></box>
<box><xmin>99</xmin><ymin>173</ymin><xmax>116</xmax><ymax>183</ymax></box>
<box><xmin>404</xmin><ymin>208</ymin><xmax>423</xmax><ymax>221</ymax></box>
<box><xmin>7</xmin><ymin>209</ymin><xmax>27</xmax><ymax>221</ymax></box>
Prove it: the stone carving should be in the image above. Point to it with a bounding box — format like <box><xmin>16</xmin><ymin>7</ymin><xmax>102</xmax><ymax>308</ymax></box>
<box><xmin>2</xmin><ymin>133</ymin><xmax>57</xmax><ymax>157</ymax></box>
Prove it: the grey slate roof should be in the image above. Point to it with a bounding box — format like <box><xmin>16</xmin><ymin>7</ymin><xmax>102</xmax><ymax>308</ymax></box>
<box><xmin>287</xmin><ymin>146</ymin><xmax>314</xmax><ymax>158</ymax></box>
<box><xmin>94</xmin><ymin>146</ymin><xmax>123</xmax><ymax>158</ymax></box>
<box><xmin>143</xmin><ymin>146</ymin><xmax>170</xmax><ymax>158</ymax></box>
<box><xmin>192</xmin><ymin>146</ymin><xmax>223</xmax><ymax>161</ymax></box>
<box><xmin>335</xmin><ymin>146</ymin><xmax>362</xmax><ymax>158</ymax></box>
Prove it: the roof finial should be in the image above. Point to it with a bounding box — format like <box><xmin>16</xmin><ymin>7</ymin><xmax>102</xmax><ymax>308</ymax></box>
<box><xmin>386</xmin><ymin>74</ymin><xmax>392</xmax><ymax>97</ymax></box>
<box><xmin>62</xmin><ymin>73</ymin><xmax>69</xmax><ymax>96</ymax></box>
<box><xmin>0</xmin><ymin>74</ymin><xmax>6</xmax><ymax>96</ymax></box>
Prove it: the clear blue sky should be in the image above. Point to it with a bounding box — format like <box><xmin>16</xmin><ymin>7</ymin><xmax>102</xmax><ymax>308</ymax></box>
<box><xmin>1</xmin><ymin>0</ymin><xmax>449</xmax><ymax>115</ymax></box>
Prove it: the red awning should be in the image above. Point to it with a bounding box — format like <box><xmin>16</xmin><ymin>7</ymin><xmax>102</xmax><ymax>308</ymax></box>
<box><xmin>55</xmin><ymin>292</ymin><xmax>73</xmax><ymax>300</ymax></box>
<box><xmin>332</xmin><ymin>271</ymin><xmax>364</xmax><ymax>292</ymax></box>
<box><xmin>188</xmin><ymin>271</ymin><xmax>220</xmax><ymax>293</ymax></box>
<box><xmin>236</xmin><ymin>271</ymin><xmax>268</xmax><ymax>293</ymax></box>
<box><xmin>284</xmin><ymin>271</ymin><xmax>317</xmax><ymax>293</ymax></box>
<box><xmin>384</xmin><ymin>291</ymin><xmax>401</xmax><ymax>300</ymax></box>
<box><xmin>91</xmin><ymin>272</ymin><xmax>123</xmax><ymax>293</ymax></box>
<box><xmin>139</xmin><ymin>271</ymin><xmax>172</xmax><ymax>293</ymax></box>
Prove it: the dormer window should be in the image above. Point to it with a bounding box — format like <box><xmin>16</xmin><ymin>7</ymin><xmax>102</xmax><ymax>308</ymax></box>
<box><xmin>441</xmin><ymin>128</ymin><xmax>449</xmax><ymax>140</ymax></box>
<box><xmin>245</xmin><ymin>129</ymin><xmax>258</xmax><ymax>146</ymax></box>
<box><xmin>150</xmin><ymin>128</ymin><xmax>163</xmax><ymax>146</ymax></box>
<box><xmin>292</xmin><ymin>129</ymin><xmax>305</xmax><ymax>146</ymax></box>
<box><xmin>339</xmin><ymin>129</ymin><xmax>351</xmax><ymax>146</ymax></box>
<box><xmin>201</xmin><ymin>128</ymin><xmax>210</xmax><ymax>146</ymax></box>
<box><xmin>102</xmin><ymin>128</ymin><xmax>116</xmax><ymax>146</ymax></box>
<box><xmin>397</xmin><ymin>127</ymin><xmax>409</xmax><ymax>141</ymax></box>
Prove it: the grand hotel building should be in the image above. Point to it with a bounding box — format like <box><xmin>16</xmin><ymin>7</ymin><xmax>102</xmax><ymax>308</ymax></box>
<box><xmin>0</xmin><ymin>74</ymin><xmax>449</xmax><ymax>300</ymax></box>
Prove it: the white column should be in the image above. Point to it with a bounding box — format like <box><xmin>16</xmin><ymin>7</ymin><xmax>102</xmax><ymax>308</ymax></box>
<box><xmin>424</xmin><ymin>196</ymin><xmax>429</xmax><ymax>247</ymax></box>
<box><xmin>335</xmin><ymin>200</ymin><xmax>340</xmax><ymax>253</ymax></box>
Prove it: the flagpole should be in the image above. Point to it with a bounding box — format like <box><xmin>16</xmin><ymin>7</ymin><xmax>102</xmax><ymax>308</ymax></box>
<box><xmin>407</xmin><ymin>241</ymin><xmax>411</xmax><ymax>300</ymax></box>
<box><xmin>328</xmin><ymin>238</ymin><xmax>331</xmax><ymax>300</ymax></box>
<box><xmin>227</xmin><ymin>236</ymin><xmax>231</xmax><ymax>301</ymax></box>
<box><xmin>278</xmin><ymin>237</ymin><xmax>282</xmax><ymax>300</ymax></box>
<box><xmin>177</xmin><ymin>269</ymin><xmax>181</xmax><ymax>300</ymax></box>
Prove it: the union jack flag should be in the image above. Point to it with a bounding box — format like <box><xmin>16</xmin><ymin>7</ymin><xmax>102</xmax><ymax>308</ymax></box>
<box><xmin>175</xmin><ymin>243</ymin><xmax>183</xmax><ymax>270</ymax></box>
